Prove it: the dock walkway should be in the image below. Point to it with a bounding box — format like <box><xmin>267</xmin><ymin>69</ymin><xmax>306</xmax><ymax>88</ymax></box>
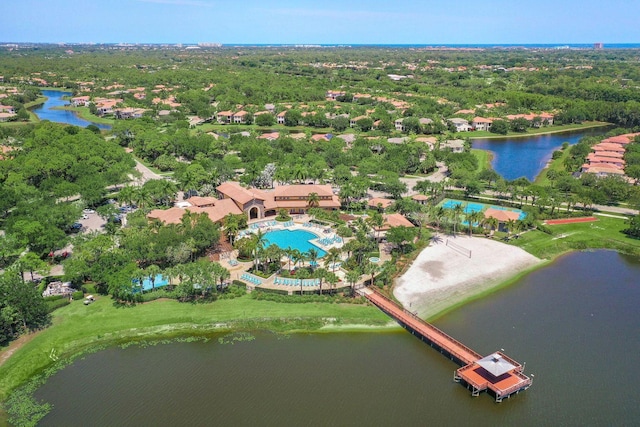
<box><xmin>359</xmin><ymin>287</ymin><xmax>532</xmax><ymax>402</ymax></box>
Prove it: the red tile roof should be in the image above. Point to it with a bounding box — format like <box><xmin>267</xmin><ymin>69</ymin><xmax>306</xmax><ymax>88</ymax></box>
<box><xmin>367</xmin><ymin>198</ymin><xmax>394</xmax><ymax>209</ymax></box>
<box><xmin>483</xmin><ymin>208</ymin><xmax>520</xmax><ymax>222</ymax></box>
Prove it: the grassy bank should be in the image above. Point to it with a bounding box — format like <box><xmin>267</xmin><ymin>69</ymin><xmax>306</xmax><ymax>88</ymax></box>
<box><xmin>534</xmin><ymin>146</ymin><xmax>571</xmax><ymax>185</ymax></box>
<box><xmin>0</xmin><ymin>295</ymin><xmax>388</xmax><ymax>401</ymax></box>
<box><xmin>510</xmin><ymin>214</ymin><xmax>640</xmax><ymax>259</ymax></box>
<box><xmin>471</xmin><ymin>148</ymin><xmax>492</xmax><ymax>172</ymax></box>
<box><xmin>50</xmin><ymin>106</ymin><xmax>116</xmax><ymax>125</ymax></box>
<box><xmin>466</xmin><ymin>121</ymin><xmax>610</xmax><ymax>140</ymax></box>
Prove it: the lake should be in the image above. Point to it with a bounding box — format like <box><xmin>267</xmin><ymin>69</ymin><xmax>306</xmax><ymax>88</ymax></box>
<box><xmin>31</xmin><ymin>90</ymin><xmax>111</xmax><ymax>130</ymax></box>
<box><xmin>33</xmin><ymin>250</ymin><xmax>640</xmax><ymax>426</ymax></box>
<box><xmin>472</xmin><ymin>127</ymin><xmax>610</xmax><ymax>181</ymax></box>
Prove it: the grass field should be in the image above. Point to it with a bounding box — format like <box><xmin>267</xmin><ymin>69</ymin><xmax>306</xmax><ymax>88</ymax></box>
<box><xmin>471</xmin><ymin>148</ymin><xmax>491</xmax><ymax>172</ymax></box>
<box><xmin>534</xmin><ymin>146</ymin><xmax>571</xmax><ymax>185</ymax></box>
<box><xmin>50</xmin><ymin>106</ymin><xmax>116</xmax><ymax>125</ymax></box>
<box><xmin>509</xmin><ymin>214</ymin><xmax>640</xmax><ymax>259</ymax></box>
<box><xmin>0</xmin><ymin>295</ymin><xmax>390</xmax><ymax>400</ymax></box>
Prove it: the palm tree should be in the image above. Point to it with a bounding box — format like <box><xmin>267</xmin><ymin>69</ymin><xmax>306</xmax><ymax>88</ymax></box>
<box><xmin>325</xmin><ymin>271</ymin><xmax>339</xmax><ymax>295</ymax></box>
<box><xmin>307</xmin><ymin>192</ymin><xmax>320</xmax><ymax>209</ymax></box>
<box><xmin>306</xmin><ymin>248</ymin><xmax>319</xmax><ymax>272</ymax></box>
<box><xmin>314</xmin><ymin>267</ymin><xmax>328</xmax><ymax>295</ymax></box>
<box><xmin>367</xmin><ymin>212</ymin><xmax>385</xmax><ymax>241</ymax></box>
<box><xmin>291</xmin><ymin>249</ymin><xmax>304</xmax><ymax>271</ymax></box>
<box><xmin>363</xmin><ymin>261</ymin><xmax>379</xmax><ymax>287</ymax></box>
<box><xmin>117</xmin><ymin>185</ymin><xmax>137</xmax><ymax>208</ymax></box>
<box><xmin>505</xmin><ymin>219</ymin><xmax>516</xmax><ymax>237</ymax></box>
<box><xmin>467</xmin><ymin>211</ymin><xmax>484</xmax><ymax>236</ymax></box>
<box><xmin>485</xmin><ymin>216</ymin><xmax>499</xmax><ymax>235</ymax></box>
<box><xmin>133</xmin><ymin>268</ymin><xmax>146</xmax><ymax>294</ymax></box>
<box><xmin>145</xmin><ymin>264</ymin><xmax>162</xmax><ymax>291</ymax></box>
<box><xmin>253</xmin><ymin>229</ymin><xmax>267</xmax><ymax>271</ymax></box>
<box><xmin>213</xmin><ymin>263</ymin><xmax>230</xmax><ymax>292</ymax></box>
<box><xmin>433</xmin><ymin>206</ymin><xmax>446</xmax><ymax>231</ymax></box>
<box><xmin>296</xmin><ymin>268</ymin><xmax>311</xmax><ymax>294</ymax></box>
<box><xmin>345</xmin><ymin>269</ymin><xmax>362</xmax><ymax>296</ymax></box>
<box><xmin>324</xmin><ymin>247</ymin><xmax>342</xmax><ymax>273</ymax></box>
<box><xmin>451</xmin><ymin>203</ymin><xmax>464</xmax><ymax>235</ymax></box>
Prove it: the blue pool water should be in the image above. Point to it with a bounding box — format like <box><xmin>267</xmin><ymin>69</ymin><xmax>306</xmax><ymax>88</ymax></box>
<box><xmin>441</xmin><ymin>200</ymin><xmax>484</xmax><ymax>214</ymax></box>
<box><xmin>133</xmin><ymin>274</ymin><xmax>169</xmax><ymax>292</ymax></box>
<box><xmin>442</xmin><ymin>199</ymin><xmax>527</xmax><ymax>219</ymax></box>
<box><xmin>264</xmin><ymin>229</ymin><xmax>326</xmax><ymax>257</ymax></box>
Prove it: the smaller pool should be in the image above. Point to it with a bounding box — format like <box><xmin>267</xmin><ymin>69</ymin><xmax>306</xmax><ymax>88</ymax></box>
<box><xmin>369</xmin><ymin>257</ymin><xmax>380</xmax><ymax>263</ymax></box>
<box><xmin>264</xmin><ymin>229</ymin><xmax>326</xmax><ymax>257</ymax></box>
<box><xmin>133</xmin><ymin>274</ymin><xmax>169</xmax><ymax>292</ymax></box>
<box><xmin>441</xmin><ymin>200</ymin><xmax>484</xmax><ymax>214</ymax></box>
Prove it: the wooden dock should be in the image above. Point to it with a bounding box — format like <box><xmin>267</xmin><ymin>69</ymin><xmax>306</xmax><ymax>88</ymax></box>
<box><xmin>360</xmin><ymin>287</ymin><xmax>532</xmax><ymax>402</ymax></box>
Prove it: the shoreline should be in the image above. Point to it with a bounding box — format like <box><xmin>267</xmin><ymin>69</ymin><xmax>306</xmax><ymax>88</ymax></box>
<box><xmin>393</xmin><ymin>235</ymin><xmax>543</xmax><ymax>320</ymax></box>
<box><xmin>467</xmin><ymin>122</ymin><xmax>611</xmax><ymax>140</ymax></box>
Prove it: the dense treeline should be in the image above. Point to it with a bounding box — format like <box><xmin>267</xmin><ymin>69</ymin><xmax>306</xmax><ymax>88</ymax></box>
<box><xmin>0</xmin><ymin>122</ymin><xmax>135</xmax><ymax>255</ymax></box>
<box><xmin>3</xmin><ymin>46</ymin><xmax>640</xmax><ymax>127</ymax></box>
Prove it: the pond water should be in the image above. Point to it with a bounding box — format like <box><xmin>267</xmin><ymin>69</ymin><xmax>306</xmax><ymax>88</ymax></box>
<box><xmin>31</xmin><ymin>90</ymin><xmax>112</xmax><ymax>130</ymax></box>
<box><xmin>472</xmin><ymin>127</ymin><xmax>610</xmax><ymax>181</ymax></box>
<box><xmin>33</xmin><ymin>250</ymin><xmax>640</xmax><ymax>426</ymax></box>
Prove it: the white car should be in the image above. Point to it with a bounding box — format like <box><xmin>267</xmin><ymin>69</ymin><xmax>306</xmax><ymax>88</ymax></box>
<box><xmin>83</xmin><ymin>209</ymin><xmax>95</xmax><ymax>214</ymax></box>
<box><xmin>82</xmin><ymin>214</ymin><xmax>89</xmax><ymax>220</ymax></box>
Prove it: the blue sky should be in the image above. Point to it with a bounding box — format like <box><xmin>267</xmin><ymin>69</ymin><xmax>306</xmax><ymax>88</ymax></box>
<box><xmin>1</xmin><ymin>0</ymin><xmax>637</xmax><ymax>44</ymax></box>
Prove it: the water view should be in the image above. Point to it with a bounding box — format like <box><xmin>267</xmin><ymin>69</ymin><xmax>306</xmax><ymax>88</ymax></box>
<box><xmin>31</xmin><ymin>90</ymin><xmax>112</xmax><ymax>130</ymax></box>
<box><xmin>472</xmin><ymin>127</ymin><xmax>610</xmax><ymax>181</ymax></box>
<box><xmin>33</xmin><ymin>250</ymin><xmax>640</xmax><ymax>426</ymax></box>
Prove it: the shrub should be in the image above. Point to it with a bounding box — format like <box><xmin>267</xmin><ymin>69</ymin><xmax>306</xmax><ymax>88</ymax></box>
<box><xmin>71</xmin><ymin>290</ymin><xmax>84</xmax><ymax>300</ymax></box>
<box><xmin>45</xmin><ymin>298</ymin><xmax>70</xmax><ymax>313</ymax></box>
<box><xmin>232</xmin><ymin>280</ymin><xmax>247</xmax><ymax>289</ymax></box>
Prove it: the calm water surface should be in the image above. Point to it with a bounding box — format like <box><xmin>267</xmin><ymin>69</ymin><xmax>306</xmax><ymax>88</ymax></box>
<box><xmin>472</xmin><ymin>127</ymin><xmax>609</xmax><ymax>181</ymax></box>
<box><xmin>31</xmin><ymin>90</ymin><xmax>111</xmax><ymax>130</ymax></box>
<box><xmin>34</xmin><ymin>251</ymin><xmax>640</xmax><ymax>426</ymax></box>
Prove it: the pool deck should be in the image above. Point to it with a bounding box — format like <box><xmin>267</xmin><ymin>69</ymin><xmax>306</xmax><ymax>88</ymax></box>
<box><xmin>232</xmin><ymin>216</ymin><xmax>350</xmax><ymax>293</ymax></box>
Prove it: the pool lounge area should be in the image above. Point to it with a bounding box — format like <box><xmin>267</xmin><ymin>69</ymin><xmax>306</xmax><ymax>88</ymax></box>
<box><xmin>133</xmin><ymin>274</ymin><xmax>169</xmax><ymax>292</ymax></box>
<box><xmin>440</xmin><ymin>199</ymin><xmax>527</xmax><ymax>220</ymax></box>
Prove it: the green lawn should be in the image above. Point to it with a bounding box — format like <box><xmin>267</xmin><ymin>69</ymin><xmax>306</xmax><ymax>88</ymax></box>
<box><xmin>534</xmin><ymin>147</ymin><xmax>571</xmax><ymax>185</ymax></box>
<box><xmin>509</xmin><ymin>215</ymin><xmax>640</xmax><ymax>259</ymax></box>
<box><xmin>0</xmin><ymin>295</ymin><xmax>389</xmax><ymax>400</ymax></box>
<box><xmin>51</xmin><ymin>106</ymin><xmax>116</xmax><ymax>125</ymax></box>
<box><xmin>471</xmin><ymin>148</ymin><xmax>491</xmax><ymax>172</ymax></box>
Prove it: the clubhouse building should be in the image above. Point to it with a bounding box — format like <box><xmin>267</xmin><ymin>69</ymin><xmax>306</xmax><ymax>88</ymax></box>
<box><xmin>148</xmin><ymin>181</ymin><xmax>341</xmax><ymax>225</ymax></box>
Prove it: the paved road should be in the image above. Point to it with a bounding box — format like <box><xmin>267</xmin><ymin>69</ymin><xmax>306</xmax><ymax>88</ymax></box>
<box><xmin>133</xmin><ymin>160</ymin><xmax>164</xmax><ymax>185</ymax></box>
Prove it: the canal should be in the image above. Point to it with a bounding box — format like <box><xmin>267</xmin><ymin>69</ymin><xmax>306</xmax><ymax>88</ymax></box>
<box><xmin>31</xmin><ymin>90</ymin><xmax>111</xmax><ymax>130</ymax></box>
<box><xmin>472</xmin><ymin>127</ymin><xmax>610</xmax><ymax>181</ymax></box>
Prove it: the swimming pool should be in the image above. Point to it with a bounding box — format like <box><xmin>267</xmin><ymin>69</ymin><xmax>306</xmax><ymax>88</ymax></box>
<box><xmin>133</xmin><ymin>274</ymin><xmax>169</xmax><ymax>292</ymax></box>
<box><xmin>263</xmin><ymin>229</ymin><xmax>327</xmax><ymax>257</ymax></box>
<box><xmin>441</xmin><ymin>200</ymin><xmax>485</xmax><ymax>214</ymax></box>
<box><xmin>441</xmin><ymin>199</ymin><xmax>527</xmax><ymax>219</ymax></box>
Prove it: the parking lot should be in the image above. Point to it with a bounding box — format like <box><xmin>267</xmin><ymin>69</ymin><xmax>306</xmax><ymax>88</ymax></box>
<box><xmin>77</xmin><ymin>211</ymin><xmax>107</xmax><ymax>233</ymax></box>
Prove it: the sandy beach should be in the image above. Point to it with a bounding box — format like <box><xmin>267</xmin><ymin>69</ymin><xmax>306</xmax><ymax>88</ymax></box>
<box><xmin>394</xmin><ymin>235</ymin><xmax>541</xmax><ymax>319</ymax></box>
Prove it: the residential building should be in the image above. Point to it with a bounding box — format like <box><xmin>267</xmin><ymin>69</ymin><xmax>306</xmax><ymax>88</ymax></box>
<box><xmin>216</xmin><ymin>111</ymin><xmax>233</xmax><ymax>124</ymax></box>
<box><xmin>70</xmin><ymin>96</ymin><xmax>90</xmax><ymax>107</ymax></box>
<box><xmin>440</xmin><ymin>139</ymin><xmax>465</xmax><ymax>153</ymax></box>
<box><xmin>350</xmin><ymin>115</ymin><xmax>367</xmax><ymax>128</ymax></box>
<box><xmin>472</xmin><ymin>117</ymin><xmax>493</xmax><ymax>131</ymax></box>
<box><xmin>326</xmin><ymin>90</ymin><xmax>345</xmax><ymax>100</ymax></box>
<box><xmin>277</xmin><ymin>111</ymin><xmax>287</xmax><ymax>124</ymax></box>
<box><xmin>232</xmin><ymin>111</ymin><xmax>248</xmax><ymax>124</ymax></box>
<box><xmin>448</xmin><ymin>118</ymin><xmax>472</xmax><ymax>132</ymax></box>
